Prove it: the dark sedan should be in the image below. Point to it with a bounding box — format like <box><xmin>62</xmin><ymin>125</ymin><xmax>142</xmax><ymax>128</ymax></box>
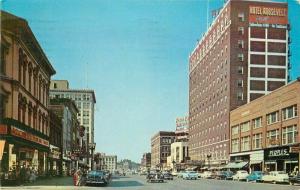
<box><xmin>85</xmin><ymin>170</ymin><xmax>109</xmax><ymax>186</ymax></box>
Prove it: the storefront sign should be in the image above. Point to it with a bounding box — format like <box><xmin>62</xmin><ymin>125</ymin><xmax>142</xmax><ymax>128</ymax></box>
<box><xmin>264</xmin><ymin>146</ymin><xmax>297</xmax><ymax>160</ymax></box>
<box><xmin>0</xmin><ymin>124</ymin><xmax>8</xmax><ymax>134</ymax></box>
<box><xmin>249</xmin><ymin>6</ymin><xmax>288</xmax><ymax>25</ymax></box>
<box><xmin>11</xmin><ymin>126</ymin><xmax>49</xmax><ymax>147</ymax></box>
<box><xmin>50</xmin><ymin>145</ymin><xmax>61</xmax><ymax>159</ymax></box>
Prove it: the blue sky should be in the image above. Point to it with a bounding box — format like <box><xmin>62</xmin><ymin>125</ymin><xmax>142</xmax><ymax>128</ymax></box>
<box><xmin>2</xmin><ymin>0</ymin><xmax>300</xmax><ymax>162</ymax></box>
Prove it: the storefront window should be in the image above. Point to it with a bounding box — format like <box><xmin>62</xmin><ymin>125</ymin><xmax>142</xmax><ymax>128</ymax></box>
<box><xmin>282</xmin><ymin>125</ymin><xmax>298</xmax><ymax>145</ymax></box>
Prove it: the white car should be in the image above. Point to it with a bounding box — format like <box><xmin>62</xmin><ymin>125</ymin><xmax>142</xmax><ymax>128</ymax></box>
<box><xmin>200</xmin><ymin>171</ymin><xmax>212</xmax><ymax>179</ymax></box>
<box><xmin>232</xmin><ymin>170</ymin><xmax>249</xmax><ymax>181</ymax></box>
<box><xmin>182</xmin><ymin>171</ymin><xmax>198</xmax><ymax>180</ymax></box>
<box><xmin>261</xmin><ymin>171</ymin><xmax>289</xmax><ymax>184</ymax></box>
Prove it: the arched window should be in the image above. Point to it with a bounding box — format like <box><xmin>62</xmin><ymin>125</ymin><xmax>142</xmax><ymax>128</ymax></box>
<box><xmin>18</xmin><ymin>49</ymin><xmax>23</xmax><ymax>83</ymax></box>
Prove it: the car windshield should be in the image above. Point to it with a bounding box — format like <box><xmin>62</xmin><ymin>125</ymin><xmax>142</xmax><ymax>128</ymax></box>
<box><xmin>277</xmin><ymin>171</ymin><xmax>286</xmax><ymax>174</ymax></box>
<box><xmin>88</xmin><ymin>171</ymin><xmax>104</xmax><ymax>175</ymax></box>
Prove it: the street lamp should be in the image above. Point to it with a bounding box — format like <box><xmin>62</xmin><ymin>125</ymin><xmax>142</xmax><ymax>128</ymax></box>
<box><xmin>207</xmin><ymin>154</ymin><xmax>212</xmax><ymax>170</ymax></box>
<box><xmin>89</xmin><ymin>143</ymin><xmax>96</xmax><ymax>170</ymax></box>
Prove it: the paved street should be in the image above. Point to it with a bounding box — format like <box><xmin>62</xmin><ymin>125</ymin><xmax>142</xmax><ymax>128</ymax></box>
<box><xmin>1</xmin><ymin>175</ymin><xmax>300</xmax><ymax>190</ymax></box>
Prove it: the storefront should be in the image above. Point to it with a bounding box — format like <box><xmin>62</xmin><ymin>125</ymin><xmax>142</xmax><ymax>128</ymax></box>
<box><xmin>48</xmin><ymin>144</ymin><xmax>62</xmax><ymax>176</ymax></box>
<box><xmin>264</xmin><ymin>146</ymin><xmax>298</xmax><ymax>174</ymax></box>
<box><xmin>0</xmin><ymin>121</ymin><xmax>49</xmax><ymax>180</ymax></box>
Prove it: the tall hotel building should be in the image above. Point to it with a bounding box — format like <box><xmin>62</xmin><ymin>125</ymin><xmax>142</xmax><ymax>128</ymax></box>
<box><xmin>49</xmin><ymin>80</ymin><xmax>96</xmax><ymax>168</ymax></box>
<box><xmin>188</xmin><ymin>0</ymin><xmax>289</xmax><ymax>167</ymax></box>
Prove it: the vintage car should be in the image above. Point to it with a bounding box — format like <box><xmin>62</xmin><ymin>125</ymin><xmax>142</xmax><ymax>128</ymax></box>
<box><xmin>146</xmin><ymin>172</ymin><xmax>164</xmax><ymax>183</ymax></box>
<box><xmin>289</xmin><ymin>173</ymin><xmax>300</xmax><ymax>185</ymax></box>
<box><xmin>246</xmin><ymin>171</ymin><xmax>264</xmax><ymax>182</ymax></box>
<box><xmin>162</xmin><ymin>172</ymin><xmax>173</xmax><ymax>180</ymax></box>
<box><xmin>199</xmin><ymin>171</ymin><xmax>212</xmax><ymax>179</ymax></box>
<box><xmin>177</xmin><ymin>170</ymin><xmax>186</xmax><ymax>178</ymax></box>
<box><xmin>85</xmin><ymin>170</ymin><xmax>110</xmax><ymax>186</ymax></box>
<box><xmin>232</xmin><ymin>170</ymin><xmax>249</xmax><ymax>181</ymax></box>
<box><xmin>215</xmin><ymin>171</ymin><xmax>234</xmax><ymax>180</ymax></box>
<box><xmin>261</xmin><ymin>171</ymin><xmax>289</xmax><ymax>184</ymax></box>
<box><xmin>182</xmin><ymin>171</ymin><xmax>198</xmax><ymax>180</ymax></box>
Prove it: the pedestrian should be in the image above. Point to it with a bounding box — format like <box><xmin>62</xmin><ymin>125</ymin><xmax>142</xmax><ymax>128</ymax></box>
<box><xmin>20</xmin><ymin>165</ymin><xmax>26</xmax><ymax>184</ymax></box>
<box><xmin>73</xmin><ymin>170</ymin><xmax>78</xmax><ymax>186</ymax></box>
<box><xmin>76</xmin><ymin>169</ymin><xmax>82</xmax><ymax>186</ymax></box>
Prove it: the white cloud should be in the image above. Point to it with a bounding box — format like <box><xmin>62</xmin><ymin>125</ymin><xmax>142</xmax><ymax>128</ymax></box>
<box><xmin>297</xmin><ymin>0</ymin><xmax>300</xmax><ymax>4</ymax></box>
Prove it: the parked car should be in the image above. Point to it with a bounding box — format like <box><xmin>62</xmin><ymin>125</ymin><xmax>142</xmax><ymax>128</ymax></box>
<box><xmin>85</xmin><ymin>170</ymin><xmax>110</xmax><ymax>186</ymax></box>
<box><xmin>146</xmin><ymin>172</ymin><xmax>164</xmax><ymax>183</ymax></box>
<box><xmin>261</xmin><ymin>171</ymin><xmax>289</xmax><ymax>184</ymax></box>
<box><xmin>171</xmin><ymin>171</ymin><xmax>178</xmax><ymax>176</ymax></box>
<box><xmin>215</xmin><ymin>171</ymin><xmax>234</xmax><ymax>180</ymax></box>
<box><xmin>246</xmin><ymin>171</ymin><xmax>264</xmax><ymax>182</ymax></box>
<box><xmin>182</xmin><ymin>171</ymin><xmax>198</xmax><ymax>180</ymax></box>
<box><xmin>232</xmin><ymin>170</ymin><xmax>249</xmax><ymax>181</ymax></box>
<box><xmin>162</xmin><ymin>172</ymin><xmax>173</xmax><ymax>180</ymax></box>
<box><xmin>289</xmin><ymin>173</ymin><xmax>300</xmax><ymax>185</ymax></box>
<box><xmin>200</xmin><ymin>171</ymin><xmax>213</xmax><ymax>179</ymax></box>
<box><xmin>177</xmin><ymin>170</ymin><xmax>186</xmax><ymax>178</ymax></box>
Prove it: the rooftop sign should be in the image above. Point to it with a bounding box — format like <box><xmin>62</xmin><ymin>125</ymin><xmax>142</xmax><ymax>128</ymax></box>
<box><xmin>249</xmin><ymin>6</ymin><xmax>288</xmax><ymax>25</ymax></box>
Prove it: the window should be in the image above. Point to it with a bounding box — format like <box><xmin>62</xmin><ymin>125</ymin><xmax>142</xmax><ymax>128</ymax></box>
<box><xmin>282</xmin><ymin>125</ymin><xmax>298</xmax><ymax>145</ymax></box>
<box><xmin>238</xmin><ymin>12</ymin><xmax>245</xmax><ymax>22</ymax></box>
<box><xmin>252</xmin><ymin>117</ymin><xmax>262</xmax><ymax>129</ymax></box>
<box><xmin>232</xmin><ymin>125</ymin><xmax>239</xmax><ymax>136</ymax></box>
<box><xmin>267</xmin><ymin>129</ymin><xmax>279</xmax><ymax>147</ymax></box>
<box><xmin>282</xmin><ymin>105</ymin><xmax>298</xmax><ymax>120</ymax></box>
<box><xmin>241</xmin><ymin>136</ymin><xmax>250</xmax><ymax>151</ymax></box>
<box><xmin>231</xmin><ymin>138</ymin><xmax>239</xmax><ymax>153</ymax></box>
<box><xmin>54</xmin><ymin>83</ymin><xmax>57</xmax><ymax>89</ymax></box>
<box><xmin>252</xmin><ymin>133</ymin><xmax>262</xmax><ymax>149</ymax></box>
<box><xmin>267</xmin><ymin>111</ymin><xmax>279</xmax><ymax>125</ymax></box>
<box><xmin>238</xmin><ymin>66</ymin><xmax>244</xmax><ymax>75</ymax></box>
<box><xmin>237</xmin><ymin>91</ymin><xmax>243</xmax><ymax>100</ymax></box>
<box><xmin>238</xmin><ymin>53</ymin><xmax>244</xmax><ymax>61</ymax></box>
<box><xmin>237</xmin><ymin>79</ymin><xmax>243</xmax><ymax>87</ymax></box>
<box><xmin>241</xmin><ymin>121</ymin><xmax>250</xmax><ymax>132</ymax></box>
<box><xmin>238</xmin><ymin>27</ymin><xmax>244</xmax><ymax>35</ymax></box>
<box><xmin>238</xmin><ymin>40</ymin><xmax>244</xmax><ymax>48</ymax></box>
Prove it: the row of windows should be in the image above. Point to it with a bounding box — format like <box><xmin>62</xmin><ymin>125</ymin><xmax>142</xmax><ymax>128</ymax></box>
<box><xmin>232</xmin><ymin>125</ymin><xmax>298</xmax><ymax>153</ymax></box>
<box><xmin>18</xmin><ymin>93</ymin><xmax>49</xmax><ymax>136</ymax></box>
<box><xmin>231</xmin><ymin>105</ymin><xmax>298</xmax><ymax>136</ymax></box>
<box><xmin>18</xmin><ymin>49</ymin><xmax>49</xmax><ymax>107</ymax></box>
<box><xmin>190</xmin><ymin>7</ymin><xmax>230</xmax><ymax>68</ymax></box>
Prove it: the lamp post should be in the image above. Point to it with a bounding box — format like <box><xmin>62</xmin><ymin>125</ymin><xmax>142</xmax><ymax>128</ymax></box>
<box><xmin>89</xmin><ymin>143</ymin><xmax>96</xmax><ymax>170</ymax></box>
<box><xmin>207</xmin><ymin>154</ymin><xmax>212</xmax><ymax>170</ymax></box>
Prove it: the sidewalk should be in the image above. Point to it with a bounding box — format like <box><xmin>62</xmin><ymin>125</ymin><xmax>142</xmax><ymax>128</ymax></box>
<box><xmin>26</xmin><ymin>176</ymin><xmax>74</xmax><ymax>186</ymax></box>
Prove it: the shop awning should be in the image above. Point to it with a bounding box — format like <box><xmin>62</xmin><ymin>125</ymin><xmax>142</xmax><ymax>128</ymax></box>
<box><xmin>250</xmin><ymin>160</ymin><xmax>262</xmax><ymax>165</ymax></box>
<box><xmin>225</xmin><ymin>161</ymin><xmax>248</xmax><ymax>169</ymax></box>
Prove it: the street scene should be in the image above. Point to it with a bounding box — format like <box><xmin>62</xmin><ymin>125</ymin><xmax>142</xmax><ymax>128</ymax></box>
<box><xmin>1</xmin><ymin>0</ymin><xmax>300</xmax><ymax>189</ymax></box>
<box><xmin>1</xmin><ymin>174</ymin><xmax>300</xmax><ymax>190</ymax></box>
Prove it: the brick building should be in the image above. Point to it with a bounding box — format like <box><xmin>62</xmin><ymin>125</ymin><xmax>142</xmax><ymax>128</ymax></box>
<box><xmin>188</xmin><ymin>0</ymin><xmax>289</xmax><ymax>167</ymax></box>
<box><xmin>151</xmin><ymin>131</ymin><xmax>176</xmax><ymax>169</ymax></box>
<box><xmin>141</xmin><ymin>152</ymin><xmax>151</xmax><ymax>169</ymax></box>
<box><xmin>0</xmin><ymin>11</ymin><xmax>56</xmax><ymax>178</ymax></box>
<box><xmin>230</xmin><ymin>79</ymin><xmax>300</xmax><ymax>174</ymax></box>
